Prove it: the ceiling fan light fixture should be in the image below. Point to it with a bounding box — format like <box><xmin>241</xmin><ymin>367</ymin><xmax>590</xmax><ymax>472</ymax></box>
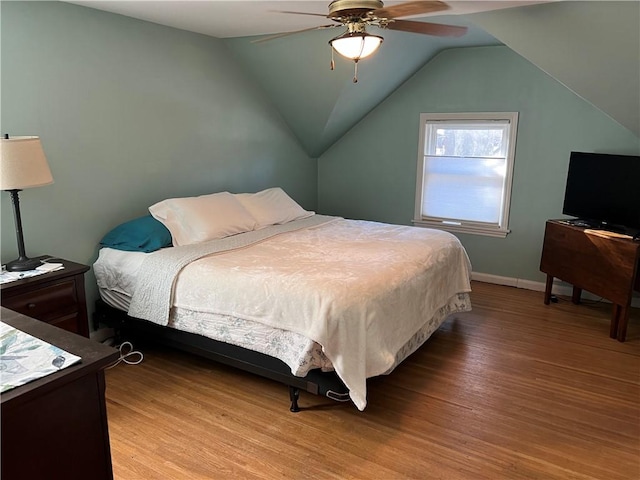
<box><xmin>329</xmin><ymin>31</ymin><xmax>383</xmax><ymax>61</ymax></box>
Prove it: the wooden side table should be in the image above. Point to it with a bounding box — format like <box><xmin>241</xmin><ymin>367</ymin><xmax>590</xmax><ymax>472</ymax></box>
<box><xmin>1</xmin><ymin>307</ymin><xmax>119</xmax><ymax>480</ymax></box>
<box><xmin>1</xmin><ymin>256</ymin><xmax>90</xmax><ymax>337</ymax></box>
<box><xmin>540</xmin><ymin>220</ymin><xmax>640</xmax><ymax>341</ymax></box>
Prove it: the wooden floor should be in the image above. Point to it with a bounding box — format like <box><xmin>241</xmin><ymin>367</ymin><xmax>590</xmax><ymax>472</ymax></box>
<box><xmin>104</xmin><ymin>282</ymin><xmax>640</xmax><ymax>479</ymax></box>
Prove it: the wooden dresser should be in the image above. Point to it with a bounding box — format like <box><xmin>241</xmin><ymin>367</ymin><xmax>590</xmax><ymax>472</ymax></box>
<box><xmin>1</xmin><ymin>307</ymin><xmax>119</xmax><ymax>480</ymax></box>
<box><xmin>1</xmin><ymin>257</ymin><xmax>90</xmax><ymax>337</ymax></box>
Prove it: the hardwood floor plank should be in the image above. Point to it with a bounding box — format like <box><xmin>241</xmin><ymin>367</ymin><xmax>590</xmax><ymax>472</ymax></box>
<box><xmin>105</xmin><ymin>282</ymin><xmax>639</xmax><ymax>479</ymax></box>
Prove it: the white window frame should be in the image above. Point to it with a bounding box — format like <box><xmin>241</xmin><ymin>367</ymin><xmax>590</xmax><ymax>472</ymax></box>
<box><xmin>412</xmin><ymin>112</ymin><xmax>519</xmax><ymax>238</ymax></box>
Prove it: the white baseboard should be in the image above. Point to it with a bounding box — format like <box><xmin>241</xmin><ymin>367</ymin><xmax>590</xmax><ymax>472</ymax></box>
<box><xmin>471</xmin><ymin>272</ymin><xmax>640</xmax><ymax>308</ymax></box>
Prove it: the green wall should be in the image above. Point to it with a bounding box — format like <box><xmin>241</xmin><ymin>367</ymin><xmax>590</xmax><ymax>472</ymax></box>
<box><xmin>3</xmin><ymin>2</ymin><xmax>639</xmax><ymax>318</ymax></box>
<box><xmin>1</xmin><ymin>2</ymin><xmax>315</xmax><ymax>309</ymax></box>
<box><xmin>317</xmin><ymin>46</ymin><xmax>640</xmax><ymax>284</ymax></box>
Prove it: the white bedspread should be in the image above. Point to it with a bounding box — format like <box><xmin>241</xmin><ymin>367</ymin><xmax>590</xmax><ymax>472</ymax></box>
<box><xmin>127</xmin><ymin>217</ymin><xmax>471</xmax><ymax>410</ymax></box>
<box><xmin>128</xmin><ymin>215</ymin><xmax>335</xmax><ymax>323</ymax></box>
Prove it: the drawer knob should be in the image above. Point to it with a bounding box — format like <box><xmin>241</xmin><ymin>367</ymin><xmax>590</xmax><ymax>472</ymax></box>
<box><xmin>27</xmin><ymin>303</ymin><xmax>36</xmax><ymax>309</ymax></box>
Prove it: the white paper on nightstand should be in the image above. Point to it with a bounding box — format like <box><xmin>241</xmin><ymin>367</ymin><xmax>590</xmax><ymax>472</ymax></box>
<box><xmin>0</xmin><ymin>264</ymin><xmax>64</xmax><ymax>284</ymax></box>
<box><xmin>0</xmin><ymin>322</ymin><xmax>81</xmax><ymax>393</ymax></box>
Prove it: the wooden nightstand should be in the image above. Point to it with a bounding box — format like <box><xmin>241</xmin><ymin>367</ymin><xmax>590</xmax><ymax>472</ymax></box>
<box><xmin>1</xmin><ymin>256</ymin><xmax>90</xmax><ymax>337</ymax></box>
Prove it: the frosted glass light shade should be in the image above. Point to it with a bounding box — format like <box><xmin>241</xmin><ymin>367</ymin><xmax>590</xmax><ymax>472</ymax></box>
<box><xmin>330</xmin><ymin>33</ymin><xmax>383</xmax><ymax>60</ymax></box>
<box><xmin>0</xmin><ymin>136</ymin><xmax>54</xmax><ymax>190</ymax></box>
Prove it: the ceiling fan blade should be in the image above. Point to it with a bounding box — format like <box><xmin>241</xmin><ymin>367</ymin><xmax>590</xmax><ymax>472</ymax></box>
<box><xmin>273</xmin><ymin>10</ymin><xmax>329</xmax><ymax>18</ymax></box>
<box><xmin>371</xmin><ymin>1</ymin><xmax>450</xmax><ymax>19</ymax></box>
<box><xmin>385</xmin><ymin>19</ymin><xmax>467</xmax><ymax>37</ymax></box>
<box><xmin>251</xmin><ymin>25</ymin><xmax>337</xmax><ymax>44</ymax></box>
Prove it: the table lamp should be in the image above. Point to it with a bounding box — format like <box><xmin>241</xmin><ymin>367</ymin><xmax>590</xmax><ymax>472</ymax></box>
<box><xmin>0</xmin><ymin>135</ymin><xmax>54</xmax><ymax>271</ymax></box>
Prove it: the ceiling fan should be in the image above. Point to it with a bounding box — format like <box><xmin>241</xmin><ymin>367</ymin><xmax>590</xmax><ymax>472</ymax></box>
<box><xmin>254</xmin><ymin>1</ymin><xmax>468</xmax><ymax>82</ymax></box>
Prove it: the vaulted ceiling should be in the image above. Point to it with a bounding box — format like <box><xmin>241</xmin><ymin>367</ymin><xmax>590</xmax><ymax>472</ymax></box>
<box><xmin>226</xmin><ymin>1</ymin><xmax>639</xmax><ymax>157</ymax></box>
<box><xmin>225</xmin><ymin>15</ymin><xmax>500</xmax><ymax>157</ymax></box>
<box><xmin>64</xmin><ymin>1</ymin><xmax>640</xmax><ymax>157</ymax></box>
<box><xmin>65</xmin><ymin>1</ymin><xmax>543</xmax><ymax>38</ymax></box>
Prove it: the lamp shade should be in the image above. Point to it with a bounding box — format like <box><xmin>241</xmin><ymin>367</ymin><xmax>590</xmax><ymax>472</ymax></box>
<box><xmin>330</xmin><ymin>32</ymin><xmax>383</xmax><ymax>60</ymax></box>
<box><xmin>0</xmin><ymin>136</ymin><xmax>54</xmax><ymax>190</ymax></box>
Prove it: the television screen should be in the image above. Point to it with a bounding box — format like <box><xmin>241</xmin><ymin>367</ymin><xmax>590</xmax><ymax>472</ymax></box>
<box><xmin>562</xmin><ymin>151</ymin><xmax>640</xmax><ymax>232</ymax></box>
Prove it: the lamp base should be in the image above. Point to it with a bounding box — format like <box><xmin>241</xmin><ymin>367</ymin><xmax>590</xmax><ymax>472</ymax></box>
<box><xmin>5</xmin><ymin>256</ymin><xmax>43</xmax><ymax>272</ymax></box>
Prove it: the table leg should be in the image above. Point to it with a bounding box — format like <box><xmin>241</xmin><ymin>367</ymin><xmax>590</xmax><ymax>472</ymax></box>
<box><xmin>571</xmin><ymin>286</ymin><xmax>582</xmax><ymax>304</ymax></box>
<box><xmin>544</xmin><ymin>275</ymin><xmax>553</xmax><ymax>305</ymax></box>
<box><xmin>616</xmin><ymin>305</ymin><xmax>630</xmax><ymax>342</ymax></box>
<box><xmin>610</xmin><ymin>304</ymin><xmax>621</xmax><ymax>340</ymax></box>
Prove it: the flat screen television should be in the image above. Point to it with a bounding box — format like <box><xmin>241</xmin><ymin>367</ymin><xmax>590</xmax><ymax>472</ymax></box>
<box><xmin>562</xmin><ymin>151</ymin><xmax>640</xmax><ymax>233</ymax></box>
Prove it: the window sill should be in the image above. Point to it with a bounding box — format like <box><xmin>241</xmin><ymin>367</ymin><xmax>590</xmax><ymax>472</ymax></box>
<box><xmin>411</xmin><ymin>219</ymin><xmax>510</xmax><ymax>238</ymax></box>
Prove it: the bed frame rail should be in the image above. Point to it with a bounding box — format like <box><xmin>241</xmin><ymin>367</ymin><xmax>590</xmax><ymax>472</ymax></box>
<box><xmin>93</xmin><ymin>300</ymin><xmax>350</xmax><ymax>411</ymax></box>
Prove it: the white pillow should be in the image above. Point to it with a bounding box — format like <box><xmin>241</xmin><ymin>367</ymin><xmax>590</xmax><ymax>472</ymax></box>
<box><xmin>149</xmin><ymin>191</ymin><xmax>257</xmax><ymax>246</ymax></box>
<box><xmin>235</xmin><ymin>187</ymin><xmax>314</xmax><ymax>229</ymax></box>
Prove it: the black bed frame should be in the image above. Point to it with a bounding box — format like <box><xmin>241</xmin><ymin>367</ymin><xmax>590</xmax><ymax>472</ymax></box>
<box><xmin>93</xmin><ymin>300</ymin><xmax>350</xmax><ymax>411</ymax></box>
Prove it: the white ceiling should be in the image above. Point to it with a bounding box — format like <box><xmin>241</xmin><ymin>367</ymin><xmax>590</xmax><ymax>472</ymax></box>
<box><xmin>64</xmin><ymin>1</ymin><xmax>549</xmax><ymax>38</ymax></box>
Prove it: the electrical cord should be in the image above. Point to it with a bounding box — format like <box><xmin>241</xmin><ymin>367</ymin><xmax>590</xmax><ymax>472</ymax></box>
<box><xmin>106</xmin><ymin>341</ymin><xmax>144</xmax><ymax>369</ymax></box>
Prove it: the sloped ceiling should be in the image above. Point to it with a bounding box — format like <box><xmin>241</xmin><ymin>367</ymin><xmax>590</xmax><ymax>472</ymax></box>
<box><xmin>64</xmin><ymin>1</ymin><xmax>639</xmax><ymax>156</ymax></box>
<box><xmin>226</xmin><ymin>1</ymin><xmax>639</xmax><ymax>157</ymax></box>
<box><xmin>224</xmin><ymin>16</ymin><xmax>500</xmax><ymax>157</ymax></box>
<box><xmin>469</xmin><ymin>1</ymin><xmax>640</xmax><ymax>138</ymax></box>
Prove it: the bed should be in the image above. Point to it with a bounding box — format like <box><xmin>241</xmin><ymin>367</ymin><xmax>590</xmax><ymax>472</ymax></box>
<box><xmin>93</xmin><ymin>188</ymin><xmax>472</xmax><ymax>411</ymax></box>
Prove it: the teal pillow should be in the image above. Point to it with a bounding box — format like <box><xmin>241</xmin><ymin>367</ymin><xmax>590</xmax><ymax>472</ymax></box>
<box><xmin>100</xmin><ymin>215</ymin><xmax>172</xmax><ymax>252</ymax></box>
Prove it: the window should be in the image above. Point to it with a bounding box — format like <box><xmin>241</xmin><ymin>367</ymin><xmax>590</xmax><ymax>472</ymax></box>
<box><xmin>413</xmin><ymin>112</ymin><xmax>518</xmax><ymax>238</ymax></box>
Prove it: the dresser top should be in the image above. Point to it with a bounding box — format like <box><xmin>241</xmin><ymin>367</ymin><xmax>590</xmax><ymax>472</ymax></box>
<box><xmin>0</xmin><ymin>307</ymin><xmax>118</xmax><ymax>406</ymax></box>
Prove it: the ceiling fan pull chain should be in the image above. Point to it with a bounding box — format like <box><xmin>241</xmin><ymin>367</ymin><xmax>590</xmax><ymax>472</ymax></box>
<box><xmin>353</xmin><ymin>60</ymin><xmax>359</xmax><ymax>83</ymax></box>
<box><xmin>330</xmin><ymin>48</ymin><xmax>335</xmax><ymax>71</ymax></box>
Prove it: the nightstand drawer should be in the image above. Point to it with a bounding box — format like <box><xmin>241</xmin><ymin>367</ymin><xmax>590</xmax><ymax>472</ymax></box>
<box><xmin>1</xmin><ymin>257</ymin><xmax>90</xmax><ymax>337</ymax></box>
<box><xmin>2</xmin><ymin>279</ymin><xmax>78</xmax><ymax>322</ymax></box>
